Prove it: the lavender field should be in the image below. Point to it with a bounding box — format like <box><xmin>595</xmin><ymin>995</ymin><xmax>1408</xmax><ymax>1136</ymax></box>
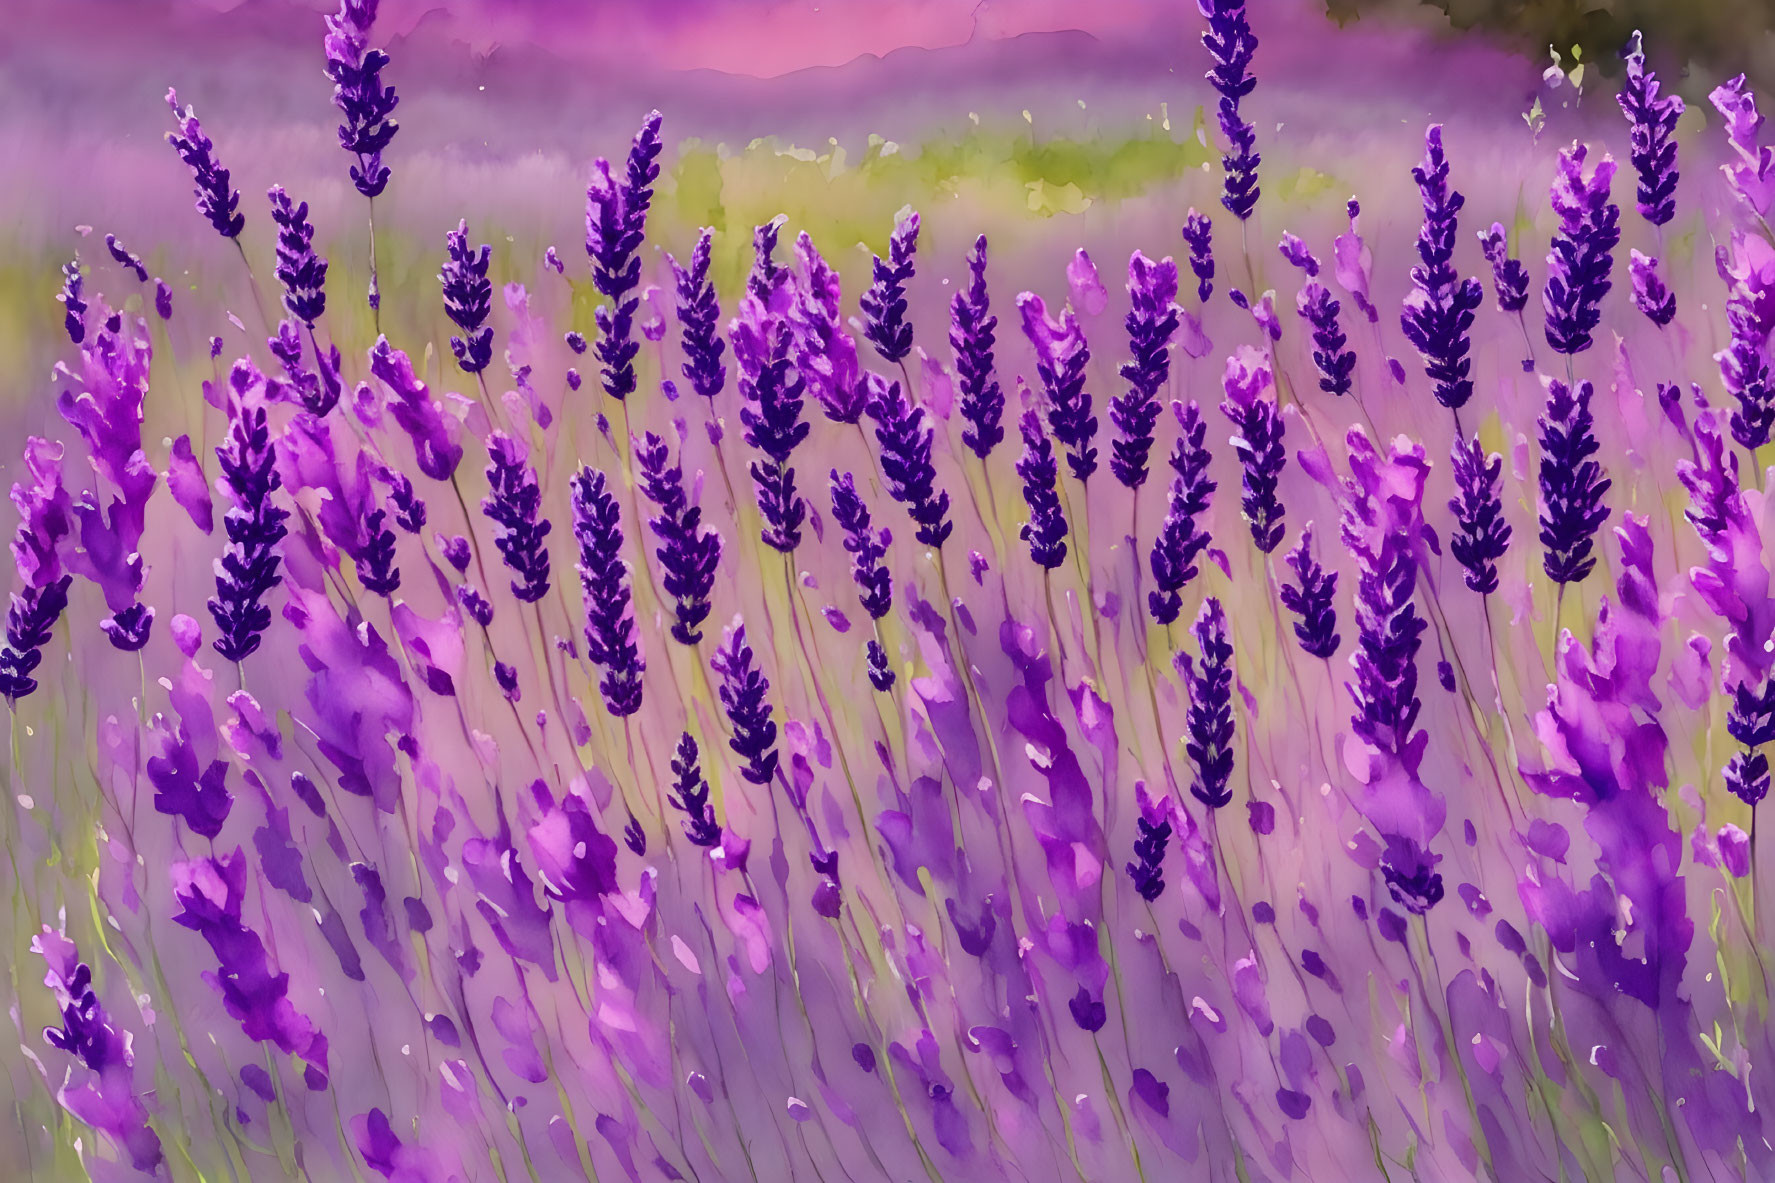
<box><xmin>5</xmin><ymin>0</ymin><xmax>1775</xmax><ymax>1179</ymax></box>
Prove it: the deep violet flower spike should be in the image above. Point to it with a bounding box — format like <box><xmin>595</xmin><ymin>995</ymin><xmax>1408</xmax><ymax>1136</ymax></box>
<box><xmin>1543</xmin><ymin>143</ymin><xmax>1621</xmax><ymax>357</ymax></box>
<box><xmin>861</xmin><ymin>211</ymin><xmax>920</xmax><ymax>364</ymax></box>
<box><xmin>1477</xmin><ymin>224</ymin><xmax>1530</xmax><ymax>314</ymax></box>
<box><xmin>1111</xmin><ymin>251</ymin><xmax>1181</xmax><ymax>488</ymax></box>
<box><xmin>1538</xmin><ymin>379</ymin><xmax>1611</xmax><ymax>586</ymax></box>
<box><xmin>712</xmin><ymin>620</ymin><xmax>779</xmax><ymax>787</ymax></box>
<box><xmin>951</xmin><ymin>235</ymin><xmax>1004</xmax><ymax>460</ymax></box>
<box><xmin>1182</xmin><ymin>210</ymin><xmax>1215</xmax><ymax>302</ymax></box>
<box><xmin>1617</xmin><ymin>31</ymin><xmax>1683</xmax><ymax>227</ymax></box>
<box><xmin>439</xmin><ymin>220</ymin><xmax>493</xmax><ymax>374</ymax></box>
<box><xmin>1448</xmin><ymin>433</ymin><xmax>1511</xmax><ymax>595</ymax></box>
<box><xmin>208</xmin><ymin>391</ymin><xmax>290</xmax><ymax>663</ymax></box>
<box><xmin>1015</xmin><ymin>409</ymin><xmax>1069</xmax><ymax>569</ymax></box>
<box><xmin>1180</xmin><ymin>597</ymin><xmax>1235</xmax><ymax>809</ymax></box>
<box><xmin>668</xmin><ymin>732</ymin><xmax>721</xmax><ymax>847</ymax></box>
<box><xmin>324</xmin><ymin>0</ymin><xmax>400</xmax><ymax>198</ymax></box>
<box><xmin>1</xmin><ymin>576</ymin><xmax>72</xmax><ymax>701</ymax></box>
<box><xmin>671</xmin><ymin>228</ymin><xmax>727</xmax><ymax>402</ymax></box>
<box><xmin>1148</xmin><ymin>401</ymin><xmax>1216</xmax><ymax>626</ymax></box>
<box><xmin>59</xmin><ymin>260</ymin><xmax>86</xmax><ymax>345</ymax></box>
<box><xmin>1019</xmin><ymin>293</ymin><xmax>1097</xmax><ymax>481</ymax></box>
<box><xmin>1720</xmin><ymin>234</ymin><xmax>1775</xmax><ymax>451</ymax></box>
<box><xmin>749</xmin><ymin>215</ymin><xmax>787</xmax><ymax>300</ymax></box>
<box><xmin>829</xmin><ymin>470</ymin><xmax>892</xmax><ymax>620</ymax></box>
<box><xmin>738</xmin><ymin>325</ymin><xmax>810</xmax><ymax>553</ymax></box>
<box><xmin>268</xmin><ymin>187</ymin><xmax>328</xmax><ymax>326</ymax></box>
<box><xmin>1296</xmin><ymin>274</ymin><xmax>1355</xmax><ymax>397</ymax></box>
<box><xmin>586</xmin><ymin>111</ymin><xmax>665</xmax><ymax>401</ymax></box>
<box><xmin>866</xmin><ymin>374</ymin><xmax>952</xmax><ymax>547</ymax></box>
<box><xmin>1125</xmin><ymin>813</ymin><xmax>1173</xmax><ymax>902</ymax></box>
<box><xmin>1399</xmin><ymin>125</ymin><xmax>1483</xmax><ymax>411</ymax></box>
<box><xmin>1279</xmin><ymin>527</ymin><xmax>1340</xmax><ymax>659</ymax></box>
<box><xmin>165</xmin><ymin>90</ymin><xmax>244</xmax><ymax>238</ymax></box>
<box><xmin>481</xmin><ymin>432</ymin><xmax>552</xmax><ymax>603</ymax></box>
<box><xmin>571</xmin><ymin>466</ymin><xmax>645</xmax><ymax>717</ymax></box>
<box><xmin>865</xmin><ymin>639</ymin><xmax>895</xmax><ymax>691</ymax></box>
<box><xmin>355</xmin><ymin>508</ymin><xmax>400</xmax><ymax>597</ymax></box>
<box><xmin>1219</xmin><ymin>346</ymin><xmax>1286</xmax><ymax>553</ymax></box>
<box><xmin>636</xmin><ymin>431</ymin><xmax>721</xmax><ymax>646</ymax></box>
<box><xmin>1341</xmin><ymin>433</ymin><xmax>1429</xmax><ymax>773</ymax></box>
<box><xmin>1199</xmin><ymin>0</ymin><xmax>1260</xmax><ymax>220</ymax></box>
<box><xmin>1629</xmin><ymin>250</ymin><xmax>1676</xmax><ymax>327</ymax></box>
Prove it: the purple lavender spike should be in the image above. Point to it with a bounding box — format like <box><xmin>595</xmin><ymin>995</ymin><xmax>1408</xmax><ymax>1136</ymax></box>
<box><xmin>1110</xmin><ymin>251</ymin><xmax>1181</xmax><ymax>488</ymax></box>
<box><xmin>440</xmin><ymin>220</ymin><xmax>494</xmax><ymax>374</ymax></box>
<box><xmin>481</xmin><ymin>432</ymin><xmax>552</xmax><ymax>603</ymax></box>
<box><xmin>571</xmin><ymin>465</ymin><xmax>645</xmax><ymax>717</ymax></box>
<box><xmin>165</xmin><ymin>89</ymin><xmax>244</xmax><ymax>238</ymax></box>
<box><xmin>670</xmin><ymin>228</ymin><xmax>728</xmax><ymax>403</ymax></box>
<box><xmin>1543</xmin><ymin>143</ymin><xmax>1621</xmax><ymax>357</ymax></box>
<box><xmin>1218</xmin><ymin>346</ymin><xmax>1286</xmax><ymax>553</ymax></box>
<box><xmin>951</xmin><ymin>235</ymin><xmax>1003</xmax><ymax>460</ymax></box>
<box><xmin>324</xmin><ymin>0</ymin><xmax>399</xmax><ymax>199</ymax></box>
<box><xmin>1617</xmin><ymin>31</ymin><xmax>1682</xmax><ymax>227</ymax></box>
<box><xmin>1148</xmin><ymin>401</ymin><xmax>1216</xmax><ymax>626</ymax></box>
<box><xmin>861</xmin><ymin>211</ymin><xmax>920</xmax><ymax>365</ymax></box>
<box><xmin>1199</xmin><ymin>0</ymin><xmax>1259</xmax><ymax>220</ymax></box>
<box><xmin>1015</xmin><ymin>408</ymin><xmax>1068</xmax><ymax>569</ymax></box>
<box><xmin>1400</xmin><ymin>126</ymin><xmax>1483</xmax><ymax>411</ymax></box>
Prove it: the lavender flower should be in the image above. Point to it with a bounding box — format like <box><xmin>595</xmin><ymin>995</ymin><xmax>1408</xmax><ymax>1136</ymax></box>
<box><xmin>1019</xmin><ymin>293</ymin><xmax>1097</xmax><ymax>481</ymax></box>
<box><xmin>209</xmin><ymin>391</ymin><xmax>290</xmax><ymax>662</ymax></box>
<box><xmin>1341</xmin><ymin>431</ymin><xmax>1429</xmax><ymax>774</ymax></box>
<box><xmin>670</xmin><ymin>228</ymin><xmax>728</xmax><ymax>402</ymax></box>
<box><xmin>1179</xmin><ymin>597</ymin><xmax>1235</xmax><ymax>809</ymax></box>
<box><xmin>355</xmin><ymin>508</ymin><xmax>400</xmax><ymax>596</ymax></box>
<box><xmin>1125</xmin><ymin>810</ymin><xmax>1173</xmax><ymax>902</ymax></box>
<box><xmin>712</xmin><ymin>620</ymin><xmax>778</xmax><ymax>787</ymax></box>
<box><xmin>1726</xmin><ymin>680</ymin><xmax>1775</xmax><ymax>807</ymax></box>
<box><xmin>830</xmin><ymin>470</ymin><xmax>892</xmax><ymax>620</ymax></box>
<box><xmin>1538</xmin><ymin>379</ymin><xmax>1611</xmax><ymax>586</ymax></box>
<box><xmin>749</xmin><ymin>215</ymin><xmax>787</xmax><ymax>300</ymax></box>
<box><xmin>789</xmin><ymin>232</ymin><xmax>865</xmax><ymax>424</ymax></box>
<box><xmin>1400</xmin><ymin>125</ymin><xmax>1483</xmax><ymax>411</ymax></box>
<box><xmin>380</xmin><ymin>469</ymin><xmax>426</xmax><ymax>534</ymax></box>
<box><xmin>1629</xmin><ymin>249</ymin><xmax>1675</xmax><ymax>327</ymax></box>
<box><xmin>1711</xmin><ymin>76</ymin><xmax>1775</xmax><ymax>221</ymax></box>
<box><xmin>440</xmin><ymin>220</ymin><xmax>493</xmax><ymax>374</ymax></box>
<box><xmin>866</xmin><ymin>374</ymin><xmax>952</xmax><ymax>548</ymax></box>
<box><xmin>668</xmin><ymin>732</ymin><xmax>722</xmax><ymax>847</ymax></box>
<box><xmin>1219</xmin><ymin>346</ymin><xmax>1286</xmax><ymax>553</ymax></box>
<box><xmin>268</xmin><ymin>321</ymin><xmax>342</xmax><ymax>417</ymax></box>
<box><xmin>572</xmin><ymin>466</ymin><xmax>645</xmax><ymax>717</ymax></box>
<box><xmin>1015</xmin><ymin>409</ymin><xmax>1068</xmax><ymax>569</ymax></box>
<box><xmin>1199</xmin><ymin>0</ymin><xmax>1260</xmax><ymax>220</ymax></box>
<box><xmin>1110</xmin><ymin>251</ymin><xmax>1181</xmax><ymax>488</ymax></box>
<box><xmin>1718</xmin><ymin>232</ymin><xmax>1775</xmax><ymax>451</ymax></box>
<box><xmin>172</xmin><ymin>851</ymin><xmax>330</xmax><ymax>1089</ymax></box>
<box><xmin>269</xmin><ymin>186</ymin><xmax>328</xmax><ymax>325</ymax></box>
<box><xmin>586</xmin><ymin>111</ymin><xmax>664</xmax><ymax>401</ymax></box>
<box><xmin>324</xmin><ymin>0</ymin><xmax>400</xmax><ymax>198</ymax></box>
<box><xmin>636</xmin><ymin>431</ymin><xmax>721</xmax><ymax>645</ymax></box>
<box><xmin>1148</xmin><ymin>401</ymin><xmax>1216</xmax><ymax>626</ymax></box>
<box><xmin>456</xmin><ymin>583</ymin><xmax>493</xmax><ymax>628</ymax></box>
<box><xmin>737</xmin><ymin>317</ymin><xmax>810</xmax><ymax>552</ymax></box>
<box><xmin>104</xmin><ymin>234</ymin><xmax>149</xmax><ymax>284</ymax></box>
<box><xmin>1617</xmin><ymin>31</ymin><xmax>1682</xmax><ymax>227</ymax></box>
<box><xmin>1279</xmin><ymin>527</ymin><xmax>1340</xmax><ymax>659</ymax></box>
<box><xmin>1</xmin><ymin>576</ymin><xmax>71</xmax><ymax>702</ymax></box>
<box><xmin>481</xmin><ymin>432</ymin><xmax>552</xmax><ymax>603</ymax></box>
<box><xmin>1543</xmin><ymin>143</ymin><xmax>1621</xmax><ymax>357</ymax></box>
<box><xmin>860</xmin><ymin>211</ymin><xmax>920</xmax><ymax>365</ymax></box>
<box><xmin>58</xmin><ymin>260</ymin><xmax>86</xmax><ymax>344</ymax></box>
<box><xmin>951</xmin><ymin>234</ymin><xmax>1003</xmax><ymax>460</ymax></box>
<box><xmin>1448</xmin><ymin>433</ymin><xmax>1511</xmax><ymax>595</ymax></box>
<box><xmin>1182</xmin><ymin>209</ymin><xmax>1215</xmax><ymax>302</ymax></box>
<box><xmin>1284</xmin><ymin>237</ymin><xmax>1355</xmax><ymax>397</ymax></box>
<box><xmin>154</xmin><ymin>279</ymin><xmax>173</xmax><ymax>320</ymax></box>
<box><xmin>165</xmin><ymin>89</ymin><xmax>244</xmax><ymax>238</ymax></box>
<box><xmin>32</xmin><ymin>930</ymin><xmax>163</xmax><ymax>1173</ymax></box>
<box><xmin>1477</xmin><ymin>224</ymin><xmax>1530</xmax><ymax>314</ymax></box>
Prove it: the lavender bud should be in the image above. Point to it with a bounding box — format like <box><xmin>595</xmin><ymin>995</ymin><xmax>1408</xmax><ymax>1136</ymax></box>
<box><xmin>1279</xmin><ymin>527</ymin><xmax>1340</xmax><ymax>659</ymax></box>
<box><xmin>268</xmin><ymin>187</ymin><xmax>328</xmax><ymax>326</ymax></box>
<box><xmin>1537</xmin><ymin>379</ymin><xmax>1611</xmax><ymax>586</ymax></box>
<box><xmin>636</xmin><ymin>432</ymin><xmax>721</xmax><ymax>646</ymax></box>
<box><xmin>1400</xmin><ymin>126</ymin><xmax>1483</xmax><ymax>411</ymax></box>
<box><xmin>1219</xmin><ymin>347</ymin><xmax>1286</xmax><ymax>553</ymax></box>
<box><xmin>1199</xmin><ymin>0</ymin><xmax>1260</xmax><ymax>220</ymax></box>
<box><xmin>861</xmin><ymin>211</ymin><xmax>919</xmax><ymax>364</ymax></box>
<box><xmin>58</xmin><ymin>260</ymin><xmax>86</xmax><ymax>344</ymax></box>
<box><xmin>670</xmin><ymin>228</ymin><xmax>728</xmax><ymax>402</ymax></box>
<box><xmin>1617</xmin><ymin>31</ymin><xmax>1682</xmax><ymax>227</ymax></box>
<box><xmin>481</xmin><ymin>432</ymin><xmax>552</xmax><ymax>603</ymax></box>
<box><xmin>1179</xmin><ymin>597</ymin><xmax>1235</xmax><ymax>809</ymax></box>
<box><xmin>585</xmin><ymin>111</ymin><xmax>664</xmax><ymax>402</ymax></box>
<box><xmin>1448</xmin><ymin>434</ymin><xmax>1511</xmax><ymax>595</ymax></box>
<box><xmin>324</xmin><ymin>0</ymin><xmax>400</xmax><ymax>198</ymax></box>
<box><xmin>208</xmin><ymin>389</ymin><xmax>289</xmax><ymax>662</ymax></box>
<box><xmin>668</xmin><ymin>732</ymin><xmax>722</xmax><ymax>847</ymax></box>
<box><xmin>712</xmin><ymin>620</ymin><xmax>778</xmax><ymax>787</ymax></box>
<box><xmin>1015</xmin><ymin>409</ymin><xmax>1069</xmax><ymax>569</ymax></box>
<box><xmin>571</xmin><ymin>466</ymin><xmax>645</xmax><ymax>717</ymax></box>
<box><xmin>1182</xmin><ymin>209</ymin><xmax>1215</xmax><ymax>302</ymax></box>
<box><xmin>865</xmin><ymin>374</ymin><xmax>952</xmax><ymax>548</ymax></box>
<box><xmin>1111</xmin><ymin>251</ymin><xmax>1182</xmax><ymax>488</ymax></box>
<box><xmin>1543</xmin><ymin>143</ymin><xmax>1621</xmax><ymax>357</ymax></box>
<box><xmin>1476</xmin><ymin>224</ymin><xmax>1530</xmax><ymax>315</ymax></box>
<box><xmin>105</xmin><ymin>234</ymin><xmax>150</xmax><ymax>283</ymax></box>
<box><xmin>440</xmin><ymin>220</ymin><xmax>493</xmax><ymax>374</ymax></box>
<box><xmin>829</xmin><ymin>470</ymin><xmax>893</xmax><ymax>620</ymax></box>
<box><xmin>1148</xmin><ymin>401</ymin><xmax>1216</xmax><ymax>625</ymax></box>
<box><xmin>951</xmin><ymin>235</ymin><xmax>1004</xmax><ymax>460</ymax></box>
<box><xmin>165</xmin><ymin>89</ymin><xmax>244</xmax><ymax>238</ymax></box>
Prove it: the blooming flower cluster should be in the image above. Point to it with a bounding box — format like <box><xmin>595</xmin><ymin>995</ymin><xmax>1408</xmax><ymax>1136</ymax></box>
<box><xmin>11</xmin><ymin>12</ymin><xmax>1775</xmax><ymax>1183</ymax></box>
